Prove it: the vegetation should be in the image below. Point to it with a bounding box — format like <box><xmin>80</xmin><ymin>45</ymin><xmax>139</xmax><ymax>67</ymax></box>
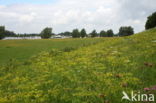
<box><xmin>145</xmin><ymin>11</ymin><xmax>156</xmax><ymax>30</ymax></box>
<box><xmin>80</xmin><ymin>28</ymin><xmax>87</xmax><ymax>38</ymax></box>
<box><xmin>0</xmin><ymin>38</ymin><xmax>104</xmax><ymax>64</ymax></box>
<box><xmin>90</xmin><ymin>30</ymin><xmax>98</xmax><ymax>37</ymax></box>
<box><xmin>99</xmin><ymin>29</ymin><xmax>114</xmax><ymax>37</ymax></box>
<box><xmin>72</xmin><ymin>29</ymin><xmax>80</xmax><ymax>38</ymax></box>
<box><xmin>59</xmin><ymin>31</ymin><xmax>72</xmax><ymax>37</ymax></box>
<box><xmin>41</xmin><ymin>27</ymin><xmax>53</xmax><ymax>39</ymax></box>
<box><xmin>0</xmin><ymin>26</ymin><xmax>5</xmax><ymax>40</ymax></box>
<box><xmin>15</xmin><ymin>33</ymin><xmax>41</xmax><ymax>37</ymax></box>
<box><xmin>1</xmin><ymin>25</ymin><xmax>135</xmax><ymax>39</ymax></box>
<box><xmin>0</xmin><ymin>26</ymin><xmax>17</xmax><ymax>39</ymax></box>
<box><xmin>119</xmin><ymin>26</ymin><xmax>134</xmax><ymax>36</ymax></box>
<box><xmin>0</xmin><ymin>28</ymin><xmax>156</xmax><ymax>103</ymax></box>
<box><xmin>107</xmin><ymin>29</ymin><xmax>114</xmax><ymax>37</ymax></box>
<box><xmin>99</xmin><ymin>30</ymin><xmax>107</xmax><ymax>37</ymax></box>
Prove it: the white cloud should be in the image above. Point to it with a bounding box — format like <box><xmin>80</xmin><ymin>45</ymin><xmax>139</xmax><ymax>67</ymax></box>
<box><xmin>0</xmin><ymin>0</ymin><xmax>155</xmax><ymax>34</ymax></box>
<box><xmin>19</xmin><ymin>12</ymin><xmax>36</xmax><ymax>23</ymax></box>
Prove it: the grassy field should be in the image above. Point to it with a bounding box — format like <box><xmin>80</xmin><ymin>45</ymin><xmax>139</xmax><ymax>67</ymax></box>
<box><xmin>0</xmin><ymin>38</ymin><xmax>104</xmax><ymax>64</ymax></box>
<box><xmin>0</xmin><ymin>29</ymin><xmax>156</xmax><ymax>103</ymax></box>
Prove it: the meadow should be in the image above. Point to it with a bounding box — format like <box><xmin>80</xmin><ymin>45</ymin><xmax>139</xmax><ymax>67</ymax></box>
<box><xmin>0</xmin><ymin>29</ymin><xmax>156</xmax><ymax>103</ymax></box>
<box><xmin>0</xmin><ymin>38</ymin><xmax>104</xmax><ymax>64</ymax></box>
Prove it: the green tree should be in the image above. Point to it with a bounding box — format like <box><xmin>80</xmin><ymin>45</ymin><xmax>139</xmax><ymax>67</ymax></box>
<box><xmin>80</xmin><ymin>28</ymin><xmax>87</xmax><ymax>38</ymax></box>
<box><xmin>119</xmin><ymin>26</ymin><xmax>134</xmax><ymax>36</ymax></box>
<box><xmin>41</xmin><ymin>27</ymin><xmax>52</xmax><ymax>39</ymax></box>
<box><xmin>100</xmin><ymin>30</ymin><xmax>107</xmax><ymax>37</ymax></box>
<box><xmin>107</xmin><ymin>29</ymin><xmax>114</xmax><ymax>37</ymax></box>
<box><xmin>59</xmin><ymin>31</ymin><xmax>72</xmax><ymax>36</ymax></box>
<box><xmin>5</xmin><ymin>30</ymin><xmax>16</xmax><ymax>37</ymax></box>
<box><xmin>63</xmin><ymin>31</ymin><xmax>71</xmax><ymax>36</ymax></box>
<box><xmin>90</xmin><ymin>30</ymin><xmax>98</xmax><ymax>37</ymax></box>
<box><xmin>72</xmin><ymin>29</ymin><xmax>80</xmax><ymax>38</ymax></box>
<box><xmin>0</xmin><ymin>26</ymin><xmax>5</xmax><ymax>40</ymax></box>
<box><xmin>145</xmin><ymin>12</ymin><xmax>156</xmax><ymax>30</ymax></box>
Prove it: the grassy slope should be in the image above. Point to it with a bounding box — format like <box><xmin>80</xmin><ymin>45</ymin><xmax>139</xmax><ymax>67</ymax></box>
<box><xmin>0</xmin><ymin>29</ymin><xmax>156</xmax><ymax>103</ymax></box>
<box><xmin>0</xmin><ymin>38</ymin><xmax>104</xmax><ymax>64</ymax></box>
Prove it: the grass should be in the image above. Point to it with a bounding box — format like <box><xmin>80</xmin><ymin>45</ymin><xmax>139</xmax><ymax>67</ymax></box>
<box><xmin>0</xmin><ymin>38</ymin><xmax>104</xmax><ymax>64</ymax></box>
<box><xmin>0</xmin><ymin>28</ymin><xmax>156</xmax><ymax>103</ymax></box>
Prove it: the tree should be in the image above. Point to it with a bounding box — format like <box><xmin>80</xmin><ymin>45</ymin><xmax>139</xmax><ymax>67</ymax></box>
<box><xmin>0</xmin><ymin>26</ymin><xmax>5</xmax><ymax>40</ymax></box>
<box><xmin>90</xmin><ymin>30</ymin><xmax>98</xmax><ymax>37</ymax></box>
<box><xmin>59</xmin><ymin>31</ymin><xmax>72</xmax><ymax>36</ymax></box>
<box><xmin>100</xmin><ymin>30</ymin><xmax>107</xmax><ymax>37</ymax></box>
<box><xmin>41</xmin><ymin>27</ymin><xmax>52</xmax><ymax>39</ymax></box>
<box><xmin>64</xmin><ymin>31</ymin><xmax>71</xmax><ymax>36</ymax></box>
<box><xmin>5</xmin><ymin>30</ymin><xmax>16</xmax><ymax>37</ymax></box>
<box><xmin>145</xmin><ymin>12</ymin><xmax>156</xmax><ymax>30</ymax></box>
<box><xmin>80</xmin><ymin>28</ymin><xmax>87</xmax><ymax>38</ymax></box>
<box><xmin>119</xmin><ymin>26</ymin><xmax>134</xmax><ymax>36</ymax></box>
<box><xmin>107</xmin><ymin>29</ymin><xmax>114</xmax><ymax>37</ymax></box>
<box><xmin>72</xmin><ymin>29</ymin><xmax>80</xmax><ymax>38</ymax></box>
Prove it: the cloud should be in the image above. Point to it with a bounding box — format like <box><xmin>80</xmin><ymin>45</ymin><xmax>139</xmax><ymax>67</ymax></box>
<box><xmin>0</xmin><ymin>0</ymin><xmax>155</xmax><ymax>34</ymax></box>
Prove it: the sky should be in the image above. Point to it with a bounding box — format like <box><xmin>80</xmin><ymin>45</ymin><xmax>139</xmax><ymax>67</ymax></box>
<box><xmin>0</xmin><ymin>0</ymin><xmax>57</xmax><ymax>5</ymax></box>
<box><xmin>0</xmin><ymin>0</ymin><xmax>156</xmax><ymax>34</ymax></box>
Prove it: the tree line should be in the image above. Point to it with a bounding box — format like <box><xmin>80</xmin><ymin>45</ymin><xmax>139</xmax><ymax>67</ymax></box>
<box><xmin>0</xmin><ymin>26</ymin><xmax>134</xmax><ymax>39</ymax></box>
<box><xmin>0</xmin><ymin>11</ymin><xmax>156</xmax><ymax>40</ymax></box>
<box><xmin>0</xmin><ymin>26</ymin><xmax>16</xmax><ymax>39</ymax></box>
<box><xmin>0</xmin><ymin>26</ymin><xmax>41</xmax><ymax>39</ymax></box>
<box><xmin>32</xmin><ymin>26</ymin><xmax>134</xmax><ymax>39</ymax></box>
<box><xmin>71</xmin><ymin>29</ymin><xmax>115</xmax><ymax>38</ymax></box>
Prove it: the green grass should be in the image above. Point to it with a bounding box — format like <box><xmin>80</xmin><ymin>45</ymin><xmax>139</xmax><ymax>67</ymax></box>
<box><xmin>0</xmin><ymin>29</ymin><xmax>156</xmax><ymax>103</ymax></box>
<box><xmin>0</xmin><ymin>38</ymin><xmax>104</xmax><ymax>64</ymax></box>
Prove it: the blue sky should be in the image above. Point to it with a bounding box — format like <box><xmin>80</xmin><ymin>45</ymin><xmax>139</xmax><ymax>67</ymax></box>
<box><xmin>0</xmin><ymin>0</ymin><xmax>57</xmax><ymax>5</ymax></box>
